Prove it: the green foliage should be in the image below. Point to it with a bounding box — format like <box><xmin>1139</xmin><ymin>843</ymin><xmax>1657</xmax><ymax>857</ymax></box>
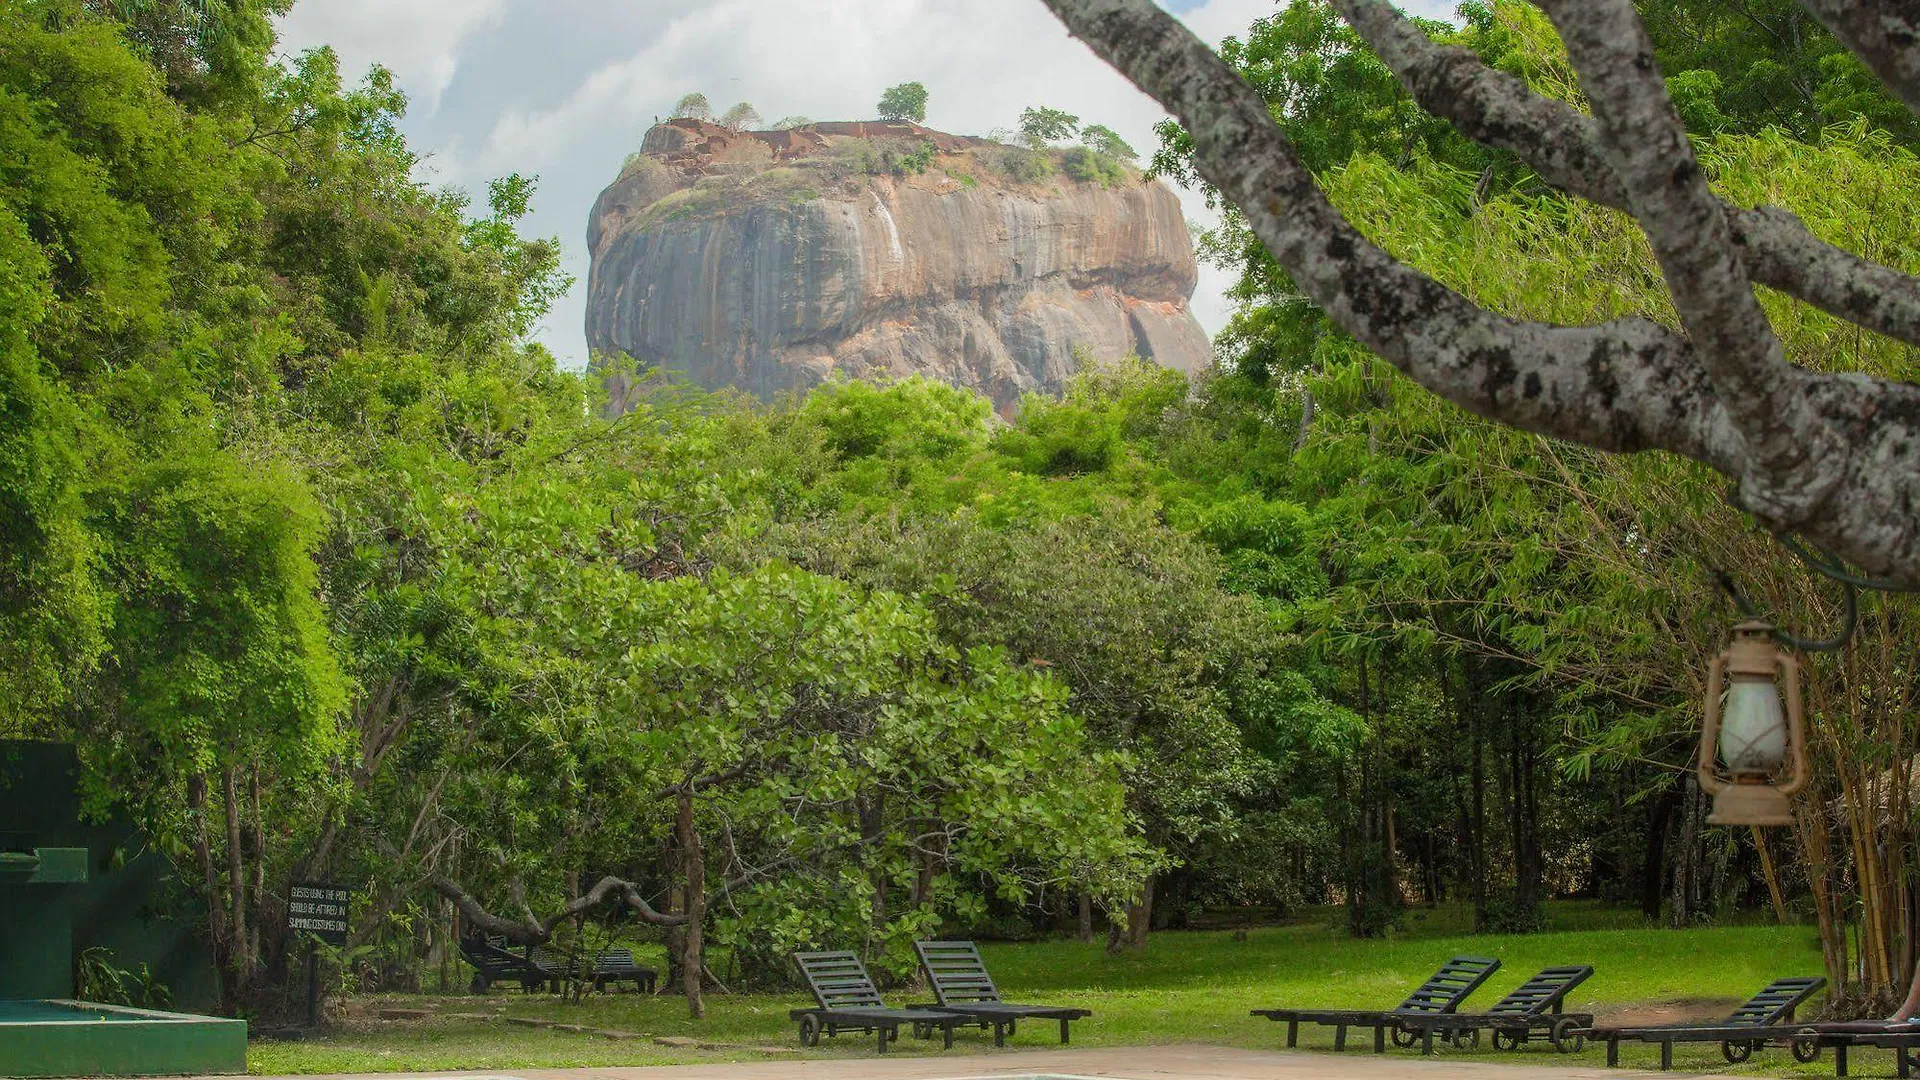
<box><xmin>882</xmin><ymin>140</ymin><xmax>938</xmax><ymax>176</ymax></box>
<box><xmin>718</xmin><ymin>101</ymin><xmax>760</xmax><ymax>132</ymax></box>
<box><xmin>1018</xmin><ymin>105</ymin><xmax>1079</xmax><ymax>148</ymax></box>
<box><xmin>1061</xmin><ymin>145</ymin><xmax>1129</xmax><ymax>187</ymax></box>
<box><xmin>992</xmin><ymin>145</ymin><xmax>1055</xmax><ymax>184</ymax></box>
<box><xmin>1637</xmin><ymin>0</ymin><xmax>1920</xmax><ymax>144</ymax></box>
<box><xmin>670</xmin><ymin>92</ymin><xmax>710</xmax><ymax>120</ymax></box>
<box><xmin>771</xmin><ymin>115</ymin><xmax>811</xmax><ymax>130</ymax></box>
<box><xmin>1079</xmin><ymin>124</ymin><xmax>1136</xmax><ymax>162</ymax></box>
<box><xmin>875</xmin><ymin>81</ymin><xmax>928</xmax><ymax>124</ymax></box>
<box><xmin>76</xmin><ymin>946</ymin><xmax>172</xmax><ymax>1009</ymax></box>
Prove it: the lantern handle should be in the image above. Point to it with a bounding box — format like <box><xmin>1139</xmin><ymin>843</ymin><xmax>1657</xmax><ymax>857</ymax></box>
<box><xmin>1714</xmin><ymin>565</ymin><xmax>1858</xmax><ymax>653</ymax></box>
<box><xmin>1697</xmin><ymin>651</ymin><xmax>1729</xmax><ymax>795</ymax></box>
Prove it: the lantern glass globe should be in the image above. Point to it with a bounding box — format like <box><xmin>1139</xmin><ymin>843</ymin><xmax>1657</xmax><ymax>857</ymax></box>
<box><xmin>1721</xmin><ymin>674</ymin><xmax>1787</xmax><ymax>775</ymax></box>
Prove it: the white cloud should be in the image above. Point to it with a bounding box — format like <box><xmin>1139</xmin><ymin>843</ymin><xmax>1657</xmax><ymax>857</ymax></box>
<box><xmin>276</xmin><ymin>0</ymin><xmax>507</xmax><ymax>116</ymax></box>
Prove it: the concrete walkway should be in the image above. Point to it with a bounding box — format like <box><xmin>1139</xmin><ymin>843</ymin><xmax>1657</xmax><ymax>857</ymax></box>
<box><xmin>248</xmin><ymin>1044</ymin><xmax>1726</xmax><ymax>1080</ymax></box>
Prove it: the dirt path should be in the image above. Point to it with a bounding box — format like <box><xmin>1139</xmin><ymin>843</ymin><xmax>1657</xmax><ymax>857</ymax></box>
<box><xmin>243</xmin><ymin>1043</ymin><xmax>1730</xmax><ymax>1080</ymax></box>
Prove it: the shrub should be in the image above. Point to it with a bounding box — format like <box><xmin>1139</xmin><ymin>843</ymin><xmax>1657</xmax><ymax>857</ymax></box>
<box><xmin>994</xmin><ymin>146</ymin><xmax>1055</xmax><ymax>184</ymax></box>
<box><xmin>1062</xmin><ymin>146</ymin><xmax>1128</xmax><ymax>187</ymax></box>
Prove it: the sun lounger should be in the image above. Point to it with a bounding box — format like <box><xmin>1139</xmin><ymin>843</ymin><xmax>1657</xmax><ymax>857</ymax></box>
<box><xmin>1779</xmin><ymin>1018</ymin><xmax>1920</xmax><ymax>1076</ymax></box>
<box><xmin>1590</xmin><ymin>976</ymin><xmax>1827</xmax><ymax>1069</ymax></box>
<box><xmin>530</xmin><ymin>945</ymin><xmax>658</xmax><ymax>994</ymax></box>
<box><xmin>458</xmin><ymin>935</ymin><xmax>550</xmax><ymax>994</ymax></box>
<box><xmin>1394</xmin><ymin>965</ymin><xmax>1595</xmax><ymax>1053</ymax></box>
<box><xmin>1252</xmin><ymin>955</ymin><xmax>1502</xmax><ymax>1053</ymax></box>
<box><xmin>585</xmin><ymin>947</ymin><xmax>658</xmax><ymax>993</ymax></box>
<box><xmin>907</xmin><ymin>940</ymin><xmax>1091</xmax><ymax>1046</ymax></box>
<box><xmin>789</xmin><ymin>950</ymin><xmax>968</xmax><ymax>1054</ymax></box>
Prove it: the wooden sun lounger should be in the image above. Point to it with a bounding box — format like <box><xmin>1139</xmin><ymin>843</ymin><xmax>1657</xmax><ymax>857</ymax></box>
<box><xmin>908</xmin><ymin>940</ymin><xmax>1091</xmax><ymax>1046</ymax></box>
<box><xmin>1590</xmin><ymin>976</ymin><xmax>1827</xmax><ymax>1069</ymax></box>
<box><xmin>1252</xmin><ymin>956</ymin><xmax>1502</xmax><ymax>1053</ymax></box>
<box><xmin>1781</xmin><ymin>1019</ymin><xmax>1920</xmax><ymax>1076</ymax></box>
<box><xmin>530</xmin><ymin>945</ymin><xmax>659</xmax><ymax>993</ymax></box>
<box><xmin>789</xmin><ymin>950</ymin><xmax>968</xmax><ymax>1054</ymax></box>
<box><xmin>1394</xmin><ymin>965</ymin><xmax>1596</xmax><ymax>1053</ymax></box>
<box><xmin>458</xmin><ymin>935</ymin><xmax>550</xmax><ymax>993</ymax></box>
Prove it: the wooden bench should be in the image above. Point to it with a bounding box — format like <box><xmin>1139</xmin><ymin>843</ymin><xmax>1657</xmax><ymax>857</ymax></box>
<box><xmin>1252</xmin><ymin>955</ymin><xmax>1502</xmax><ymax>1053</ymax></box>
<box><xmin>789</xmin><ymin>950</ymin><xmax>966</xmax><ymax>1054</ymax></box>
<box><xmin>1589</xmin><ymin>976</ymin><xmax>1827</xmax><ymax>1069</ymax></box>
<box><xmin>1394</xmin><ymin>965</ymin><xmax>1595</xmax><ymax>1053</ymax></box>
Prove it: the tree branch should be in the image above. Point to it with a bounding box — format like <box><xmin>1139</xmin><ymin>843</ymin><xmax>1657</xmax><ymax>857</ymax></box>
<box><xmin>427</xmin><ymin>873</ymin><xmax>688</xmax><ymax>943</ymax></box>
<box><xmin>1037</xmin><ymin>0</ymin><xmax>1730</xmax><ymax>459</ymax></box>
<box><xmin>653</xmin><ymin>763</ymin><xmax>750</xmax><ymax>801</ymax></box>
<box><xmin>1540</xmin><ymin>0</ymin><xmax>1843</xmax><ymax>521</ymax></box>
<box><xmin>1036</xmin><ymin>0</ymin><xmax>1920</xmax><ymax>584</ymax></box>
<box><xmin>1330</xmin><ymin>0</ymin><xmax>1920</xmax><ymax>353</ymax></box>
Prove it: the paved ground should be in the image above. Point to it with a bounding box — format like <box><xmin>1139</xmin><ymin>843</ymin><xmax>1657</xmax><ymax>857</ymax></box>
<box><xmin>247</xmin><ymin>1044</ymin><xmax>1725</xmax><ymax>1080</ymax></box>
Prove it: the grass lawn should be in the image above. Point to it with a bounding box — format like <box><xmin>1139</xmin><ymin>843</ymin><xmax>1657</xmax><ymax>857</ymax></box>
<box><xmin>250</xmin><ymin>903</ymin><xmax>1852</xmax><ymax>1076</ymax></box>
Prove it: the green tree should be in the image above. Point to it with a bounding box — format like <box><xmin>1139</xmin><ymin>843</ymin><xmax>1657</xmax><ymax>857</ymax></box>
<box><xmin>1018</xmin><ymin>104</ymin><xmax>1079</xmax><ymax>148</ymax></box>
<box><xmin>718</xmin><ymin>101</ymin><xmax>761</xmax><ymax>131</ymax></box>
<box><xmin>1080</xmin><ymin>123</ymin><xmax>1136</xmax><ymax>161</ymax></box>
<box><xmin>670</xmin><ymin>91</ymin><xmax>710</xmax><ymax>119</ymax></box>
<box><xmin>876</xmin><ymin>80</ymin><xmax>929</xmax><ymax>123</ymax></box>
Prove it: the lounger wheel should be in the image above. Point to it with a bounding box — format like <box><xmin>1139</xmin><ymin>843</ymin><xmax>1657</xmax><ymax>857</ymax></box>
<box><xmin>1551</xmin><ymin>1018</ymin><xmax>1585</xmax><ymax>1054</ymax></box>
<box><xmin>798</xmin><ymin>1014</ymin><xmax>821</xmax><ymax>1047</ymax></box>
<box><xmin>1392</xmin><ymin>1026</ymin><xmax>1419</xmax><ymax>1049</ymax></box>
<box><xmin>1494</xmin><ymin>1029</ymin><xmax>1522</xmax><ymax>1051</ymax></box>
<box><xmin>1450</xmin><ymin>1028</ymin><xmax>1480</xmax><ymax>1050</ymax></box>
<box><xmin>1792</xmin><ymin>1036</ymin><xmax>1821</xmax><ymax>1063</ymax></box>
<box><xmin>1721</xmin><ymin>1039</ymin><xmax>1756</xmax><ymax>1064</ymax></box>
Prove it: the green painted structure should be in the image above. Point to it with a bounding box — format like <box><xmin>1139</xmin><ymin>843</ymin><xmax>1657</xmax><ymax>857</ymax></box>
<box><xmin>0</xmin><ymin>1000</ymin><xmax>247</xmax><ymax>1078</ymax></box>
<box><xmin>2</xmin><ymin>742</ymin><xmax>244</xmax><ymax>1076</ymax></box>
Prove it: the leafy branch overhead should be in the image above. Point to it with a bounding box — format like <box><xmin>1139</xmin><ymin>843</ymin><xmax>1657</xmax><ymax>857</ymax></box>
<box><xmin>1037</xmin><ymin>0</ymin><xmax>1920</xmax><ymax>585</ymax></box>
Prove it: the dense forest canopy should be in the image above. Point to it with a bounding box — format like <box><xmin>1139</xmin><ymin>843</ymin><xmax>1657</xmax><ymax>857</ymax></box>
<box><xmin>3</xmin><ymin>0</ymin><xmax>1919</xmax><ymax>1025</ymax></box>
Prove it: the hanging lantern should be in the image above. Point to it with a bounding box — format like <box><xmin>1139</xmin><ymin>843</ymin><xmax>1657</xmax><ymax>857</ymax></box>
<box><xmin>1698</xmin><ymin>620</ymin><xmax>1808</xmax><ymax>826</ymax></box>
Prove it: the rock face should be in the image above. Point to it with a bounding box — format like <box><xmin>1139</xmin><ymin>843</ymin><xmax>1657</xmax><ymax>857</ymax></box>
<box><xmin>586</xmin><ymin>119</ymin><xmax>1210</xmax><ymax>412</ymax></box>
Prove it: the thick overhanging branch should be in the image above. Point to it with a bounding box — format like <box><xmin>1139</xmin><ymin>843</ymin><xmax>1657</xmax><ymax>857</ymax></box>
<box><xmin>1035</xmin><ymin>0</ymin><xmax>1920</xmax><ymax>584</ymax></box>
<box><xmin>1539</xmin><ymin>0</ymin><xmax>1842</xmax><ymax>520</ymax></box>
<box><xmin>1329</xmin><ymin>0</ymin><xmax>1920</xmax><ymax>352</ymax></box>
<box><xmin>653</xmin><ymin>763</ymin><xmax>750</xmax><ymax>801</ymax></box>
<box><xmin>428</xmin><ymin>873</ymin><xmax>687</xmax><ymax>943</ymax></box>
<box><xmin>1035</xmin><ymin>0</ymin><xmax>1729</xmax><ymax>457</ymax></box>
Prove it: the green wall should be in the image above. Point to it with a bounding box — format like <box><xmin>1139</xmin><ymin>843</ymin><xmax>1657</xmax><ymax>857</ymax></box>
<box><xmin>0</xmin><ymin>742</ymin><xmax>217</xmax><ymax>1010</ymax></box>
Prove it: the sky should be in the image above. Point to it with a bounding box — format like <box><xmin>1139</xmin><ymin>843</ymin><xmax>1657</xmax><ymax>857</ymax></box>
<box><xmin>274</xmin><ymin>0</ymin><xmax>1451</xmax><ymax>369</ymax></box>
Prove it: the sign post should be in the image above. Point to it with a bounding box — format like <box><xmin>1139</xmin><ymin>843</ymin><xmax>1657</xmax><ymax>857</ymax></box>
<box><xmin>288</xmin><ymin>882</ymin><xmax>354</xmax><ymax>1029</ymax></box>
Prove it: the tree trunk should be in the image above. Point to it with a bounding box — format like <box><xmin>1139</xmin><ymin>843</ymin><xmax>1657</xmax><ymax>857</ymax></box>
<box><xmin>676</xmin><ymin>791</ymin><xmax>705</xmax><ymax>1019</ymax></box>
<box><xmin>1640</xmin><ymin>783</ymin><xmax>1679</xmax><ymax>919</ymax></box>
<box><xmin>1468</xmin><ymin>667</ymin><xmax>1489</xmax><ymax>926</ymax></box>
<box><xmin>1752</xmin><ymin>827</ymin><xmax>1791</xmax><ymax>924</ymax></box>
<box><xmin>1671</xmin><ymin>780</ymin><xmax>1702</xmax><ymax>927</ymax></box>
<box><xmin>1077</xmin><ymin>892</ymin><xmax>1094</xmax><ymax>943</ymax></box>
<box><xmin>1116</xmin><ymin>877</ymin><xmax>1154</xmax><ymax>950</ymax></box>
<box><xmin>188</xmin><ymin>774</ymin><xmax>232</xmax><ymax>1011</ymax></box>
<box><xmin>223</xmin><ymin>767</ymin><xmax>248</xmax><ymax>991</ymax></box>
<box><xmin>248</xmin><ymin>767</ymin><xmax>265</xmax><ymax>969</ymax></box>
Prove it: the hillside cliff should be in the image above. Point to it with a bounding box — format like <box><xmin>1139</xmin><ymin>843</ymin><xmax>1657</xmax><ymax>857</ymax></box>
<box><xmin>585</xmin><ymin>118</ymin><xmax>1210</xmax><ymax>412</ymax></box>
